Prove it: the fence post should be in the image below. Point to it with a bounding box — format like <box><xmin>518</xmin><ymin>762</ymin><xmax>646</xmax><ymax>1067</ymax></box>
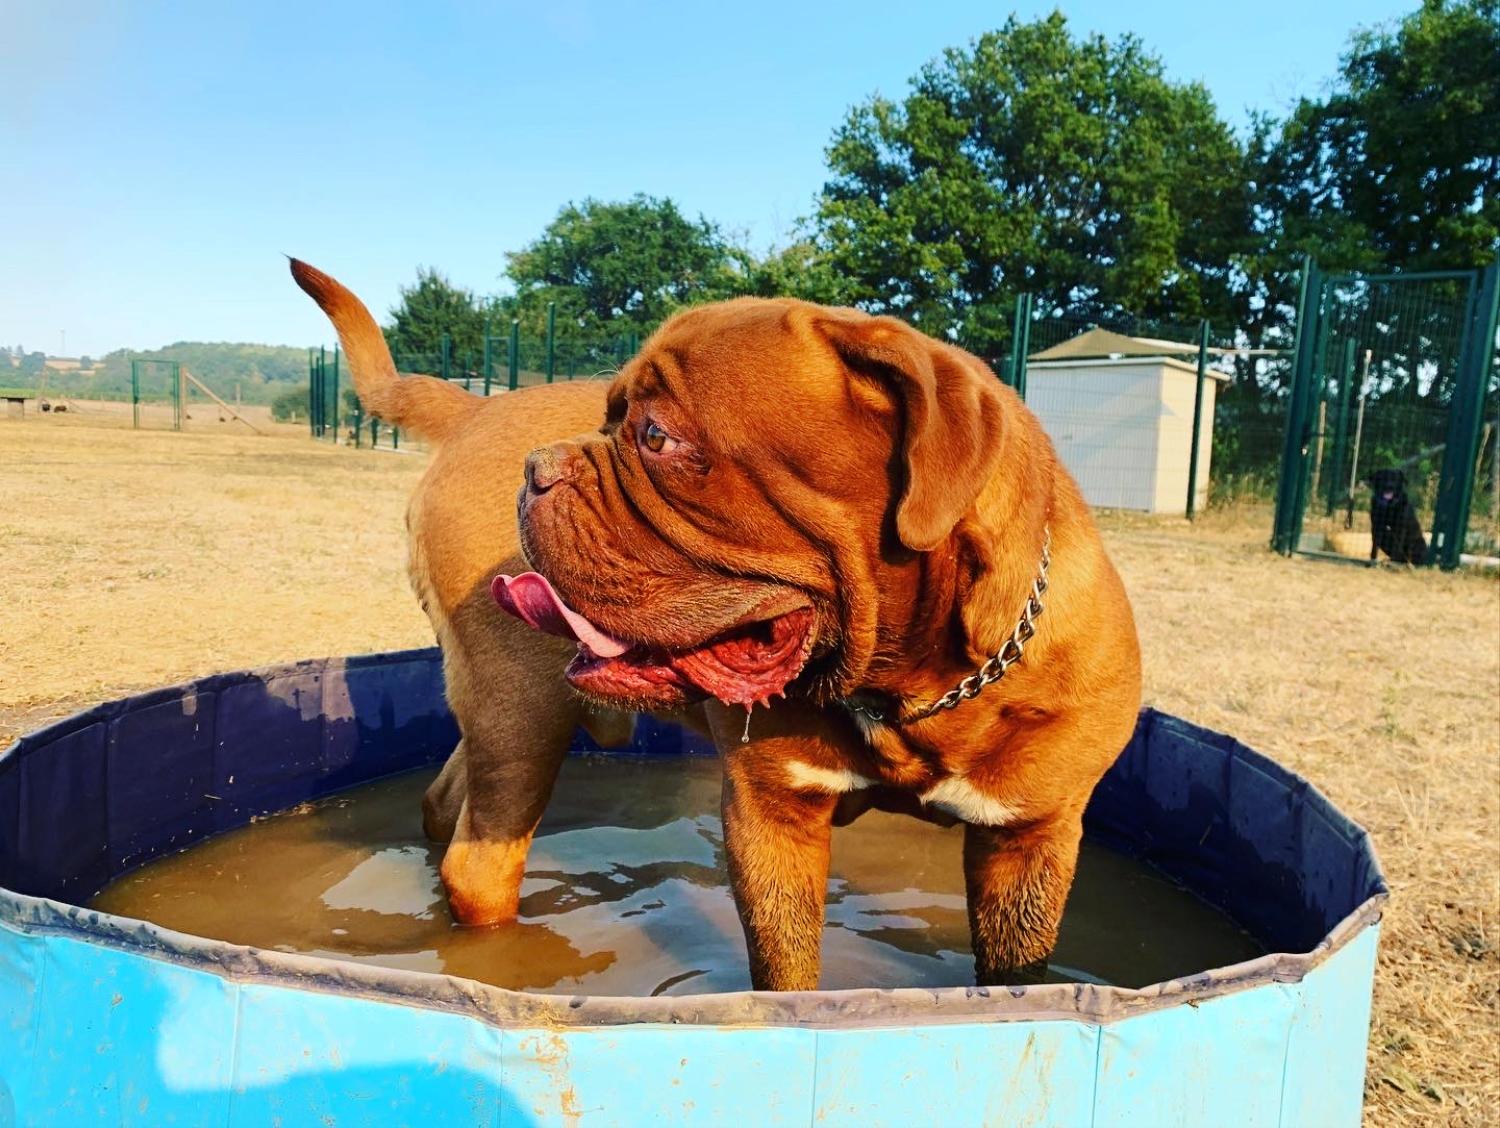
<box><xmin>393</xmin><ymin>426</ymin><xmax>400</xmax><ymax>450</ymax></box>
<box><xmin>1186</xmin><ymin>319</ymin><xmax>1210</xmax><ymax>520</ymax></box>
<box><xmin>1273</xmin><ymin>257</ymin><xmax>1322</xmax><ymax>554</ymax></box>
<box><xmin>320</xmin><ymin>346</ymin><xmax>331</xmax><ymax>438</ymax></box>
<box><xmin>307</xmin><ymin>350</ymin><xmax>315</xmax><ymax>438</ymax></box>
<box><xmin>131</xmin><ymin>360</ymin><xmax>141</xmax><ymax>429</ymax></box>
<box><xmin>508</xmin><ymin>320</ymin><xmax>520</xmax><ymax>391</ymax></box>
<box><xmin>441</xmin><ymin>333</ymin><xmax>451</xmax><ymax>382</ymax></box>
<box><xmin>354</xmin><ymin>405</ymin><xmax>363</xmax><ymax>449</ymax></box>
<box><xmin>482</xmin><ymin>320</ymin><xmax>492</xmax><ymax>397</ymax></box>
<box><xmin>1324</xmin><ymin>338</ymin><xmax>1357</xmax><ymax>515</ymax></box>
<box><xmin>546</xmin><ymin>302</ymin><xmax>556</xmax><ymax>383</ymax></box>
<box><xmin>370</xmin><ymin>418</ymin><xmax>379</xmax><ymax>448</ymax></box>
<box><xmin>1007</xmin><ymin>293</ymin><xmax>1033</xmax><ymax>399</ymax></box>
<box><xmin>1432</xmin><ymin>259</ymin><xmax>1500</xmax><ymax>570</ymax></box>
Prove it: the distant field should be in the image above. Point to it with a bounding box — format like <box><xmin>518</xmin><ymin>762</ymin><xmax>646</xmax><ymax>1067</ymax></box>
<box><xmin>0</xmin><ymin>409</ymin><xmax>1495</xmax><ymax>1125</ymax></box>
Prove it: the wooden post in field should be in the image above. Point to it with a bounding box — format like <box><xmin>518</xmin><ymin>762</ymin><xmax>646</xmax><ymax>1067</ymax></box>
<box><xmin>182</xmin><ymin>368</ymin><xmax>263</xmax><ymax>434</ymax></box>
<box><xmin>1310</xmin><ymin>400</ymin><xmax>1327</xmax><ymax>505</ymax></box>
<box><xmin>1493</xmin><ymin>414</ymin><xmax>1499</xmax><ymax>526</ymax></box>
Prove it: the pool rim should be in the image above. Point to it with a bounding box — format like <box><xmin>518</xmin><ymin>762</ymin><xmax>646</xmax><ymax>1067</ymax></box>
<box><xmin>0</xmin><ymin>648</ymin><xmax>1389</xmax><ymax>1031</ymax></box>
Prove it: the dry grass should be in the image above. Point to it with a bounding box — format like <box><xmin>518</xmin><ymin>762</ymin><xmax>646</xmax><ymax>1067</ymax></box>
<box><xmin>1</xmin><ymin>412</ymin><xmax>1496</xmax><ymax>1123</ymax></box>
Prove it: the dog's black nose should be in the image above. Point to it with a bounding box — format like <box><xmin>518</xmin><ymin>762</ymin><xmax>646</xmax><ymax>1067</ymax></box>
<box><xmin>524</xmin><ymin>444</ymin><xmax>575</xmax><ymax>493</ymax></box>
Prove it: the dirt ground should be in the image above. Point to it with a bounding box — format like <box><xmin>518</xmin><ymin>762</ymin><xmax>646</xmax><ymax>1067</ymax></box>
<box><xmin>1</xmin><ymin>411</ymin><xmax>1496</xmax><ymax>1124</ymax></box>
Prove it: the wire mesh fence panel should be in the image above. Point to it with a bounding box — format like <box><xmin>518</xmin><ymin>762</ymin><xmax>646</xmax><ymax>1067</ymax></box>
<box><xmin>1294</xmin><ymin>274</ymin><xmax>1474</xmax><ymax>563</ymax></box>
<box><xmin>1209</xmin><ymin>353</ymin><xmax>1294</xmax><ymax>510</ymax></box>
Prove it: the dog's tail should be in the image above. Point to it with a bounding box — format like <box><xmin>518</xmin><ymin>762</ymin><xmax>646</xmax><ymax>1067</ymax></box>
<box><xmin>289</xmin><ymin>258</ymin><xmax>481</xmax><ymax>443</ymax></box>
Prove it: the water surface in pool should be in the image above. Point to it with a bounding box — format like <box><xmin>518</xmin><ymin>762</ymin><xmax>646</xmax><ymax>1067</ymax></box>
<box><xmin>91</xmin><ymin>755</ymin><xmax>1263</xmax><ymax>995</ymax></box>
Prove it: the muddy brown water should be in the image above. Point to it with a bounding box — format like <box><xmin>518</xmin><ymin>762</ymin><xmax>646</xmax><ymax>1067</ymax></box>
<box><xmin>90</xmin><ymin>756</ymin><xmax>1263</xmax><ymax>995</ymax></box>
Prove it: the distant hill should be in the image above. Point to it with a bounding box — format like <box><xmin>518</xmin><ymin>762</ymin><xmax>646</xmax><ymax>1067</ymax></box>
<box><xmin>30</xmin><ymin>343</ymin><xmax>311</xmax><ymax>405</ymax></box>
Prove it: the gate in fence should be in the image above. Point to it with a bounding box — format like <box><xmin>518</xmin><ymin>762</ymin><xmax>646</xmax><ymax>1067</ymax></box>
<box><xmin>128</xmin><ymin>359</ymin><xmax>183</xmax><ymax>431</ymax></box>
<box><xmin>1272</xmin><ymin>259</ymin><xmax>1500</xmax><ymax>570</ymax></box>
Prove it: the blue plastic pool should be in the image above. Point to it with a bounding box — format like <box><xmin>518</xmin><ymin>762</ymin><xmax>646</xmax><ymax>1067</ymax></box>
<box><xmin>0</xmin><ymin>648</ymin><xmax>1386</xmax><ymax>1126</ymax></box>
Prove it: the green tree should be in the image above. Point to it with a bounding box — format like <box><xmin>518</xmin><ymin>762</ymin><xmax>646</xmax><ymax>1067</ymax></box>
<box><xmin>742</xmin><ymin>240</ymin><xmax>855</xmax><ymax>305</ymax></box>
<box><xmin>1256</xmin><ymin>0</ymin><xmax>1500</xmax><ymax>276</ymax></box>
<box><xmin>384</xmin><ymin>268</ymin><xmax>487</xmax><ymax>368</ymax></box>
<box><xmin>503</xmin><ymin>195</ymin><xmax>751</xmax><ymax>335</ymax></box>
<box><xmin>271</xmin><ymin>384</ymin><xmax>309</xmax><ymax>423</ymax></box>
<box><xmin>810</xmin><ymin>13</ymin><xmax>1253</xmax><ymax>352</ymax></box>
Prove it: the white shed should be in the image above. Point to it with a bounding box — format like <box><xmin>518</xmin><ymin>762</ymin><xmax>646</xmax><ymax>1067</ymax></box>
<box><xmin>1025</xmin><ymin>328</ymin><xmax>1229</xmax><ymax>515</ymax></box>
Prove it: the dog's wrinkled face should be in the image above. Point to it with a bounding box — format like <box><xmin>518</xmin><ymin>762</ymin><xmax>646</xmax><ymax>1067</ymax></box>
<box><xmin>503</xmin><ymin>298</ymin><xmax>1004</xmax><ymax>711</ymax></box>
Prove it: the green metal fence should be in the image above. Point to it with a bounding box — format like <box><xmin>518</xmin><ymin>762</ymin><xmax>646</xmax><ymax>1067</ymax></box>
<box><xmin>1272</xmin><ymin>259</ymin><xmax>1500</xmax><ymax>569</ymax></box>
<box><xmin>306</xmin><ymin>269</ymin><xmax>1497</xmax><ymax>569</ymax></box>
<box><xmin>308</xmin><ymin>304</ymin><xmax>641</xmax><ymax>449</ymax></box>
<box><xmin>390</xmin><ymin>309</ymin><xmax>640</xmax><ymax>396</ymax></box>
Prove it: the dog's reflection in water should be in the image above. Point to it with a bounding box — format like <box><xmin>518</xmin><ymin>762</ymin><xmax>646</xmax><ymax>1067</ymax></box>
<box><xmin>92</xmin><ymin>757</ymin><xmax>1263</xmax><ymax>994</ymax></box>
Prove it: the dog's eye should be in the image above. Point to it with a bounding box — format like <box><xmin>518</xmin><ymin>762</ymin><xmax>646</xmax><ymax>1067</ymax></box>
<box><xmin>641</xmin><ymin>421</ymin><xmax>676</xmax><ymax>455</ymax></box>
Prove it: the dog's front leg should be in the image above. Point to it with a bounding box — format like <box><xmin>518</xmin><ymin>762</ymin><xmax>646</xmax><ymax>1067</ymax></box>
<box><xmin>963</xmin><ymin>806</ymin><xmax>1085</xmax><ymax>984</ymax></box>
<box><xmin>706</xmin><ymin>703</ymin><xmax>851</xmax><ymax>991</ymax></box>
<box><xmin>721</xmin><ymin>758</ymin><xmax>836</xmax><ymax>991</ymax></box>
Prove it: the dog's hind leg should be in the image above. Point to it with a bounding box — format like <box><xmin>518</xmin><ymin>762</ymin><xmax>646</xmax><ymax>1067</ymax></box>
<box><xmin>433</xmin><ymin>606</ymin><xmax>590</xmax><ymax>926</ymax></box>
<box><xmin>439</xmin><ymin>702</ymin><xmax>582</xmax><ymax>926</ymax></box>
<box><xmin>422</xmin><ymin>739</ymin><xmax>467</xmax><ymax>843</ymax></box>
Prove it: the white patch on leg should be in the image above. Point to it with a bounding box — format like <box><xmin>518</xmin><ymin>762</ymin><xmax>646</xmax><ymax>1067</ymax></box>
<box><xmin>785</xmin><ymin>761</ymin><xmax>873</xmax><ymax>794</ymax></box>
<box><xmin>919</xmin><ymin>777</ymin><xmax>1019</xmax><ymax>826</ymax></box>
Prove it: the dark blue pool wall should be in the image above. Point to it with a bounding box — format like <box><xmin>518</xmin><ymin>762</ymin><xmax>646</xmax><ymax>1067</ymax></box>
<box><xmin>0</xmin><ymin>647</ymin><xmax>1385</xmax><ymax>957</ymax></box>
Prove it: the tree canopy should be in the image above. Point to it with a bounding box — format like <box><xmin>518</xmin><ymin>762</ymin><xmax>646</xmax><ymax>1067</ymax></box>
<box><xmin>1253</xmin><ymin>0</ymin><xmax>1499</xmax><ymax>278</ymax></box>
<box><xmin>809</xmin><ymin>13</ymin><xmax>1253</xmax><ymax>352</ymax></box>
<box><xmin>501</xmin><ymin>195</ymin><xmax>751</xmax><ymax>336</ymax></box>
<box><xmin>384</xmin><ymin>268</ymin><xmax>487</xmax><ymax>364</ymax></box>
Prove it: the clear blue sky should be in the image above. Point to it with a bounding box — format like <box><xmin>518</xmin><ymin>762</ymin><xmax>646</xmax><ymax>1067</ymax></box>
<box><xmin>3</xmin><ymin>0</ymin><xmax>1413</xmax><ymax>359</ymax></box>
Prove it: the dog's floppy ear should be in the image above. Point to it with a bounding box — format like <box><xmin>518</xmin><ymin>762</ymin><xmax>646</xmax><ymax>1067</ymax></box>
<box><xmin>815</xmin><ymin>310</ymin><xmax>1005</xmax><ymax>552</ymax></box>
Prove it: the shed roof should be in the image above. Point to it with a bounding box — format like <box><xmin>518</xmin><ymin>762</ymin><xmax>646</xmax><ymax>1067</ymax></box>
<box><xmin>1030</xmin><ymin>326</ymin><xmax>1287</xmax><ymax>363</ymax></box>
<box><xmin>1029</xmin><ymin>327</ymin><xmax>1200</xmax><ymax>361</ymax></box>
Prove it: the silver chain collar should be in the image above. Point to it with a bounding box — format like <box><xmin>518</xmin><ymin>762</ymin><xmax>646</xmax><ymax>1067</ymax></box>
<box><xmin>841</xmin><ymin>527</ymin><xmax>1051</xmax><ymax>727</ymax></box>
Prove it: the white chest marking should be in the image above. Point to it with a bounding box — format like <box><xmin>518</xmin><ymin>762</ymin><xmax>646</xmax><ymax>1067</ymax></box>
<box><xmin>919</xmin><ymin>777</ymin><xmax>1020</xmax><ymax>826</ymax></box>
<box><xmin>785</xmin><ymin>761</ymin><xmax>873</xmax><ymax>794</ymax></box>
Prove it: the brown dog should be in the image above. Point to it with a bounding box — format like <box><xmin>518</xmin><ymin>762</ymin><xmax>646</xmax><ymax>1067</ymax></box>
<box><xmin>292</xmin><ymin>261</ymin><xmax>1141</xmax><ymax>991</ymax></box>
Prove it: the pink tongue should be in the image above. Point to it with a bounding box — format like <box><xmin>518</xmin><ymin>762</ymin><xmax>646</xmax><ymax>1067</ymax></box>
<box><xmin>491</xmin><ymin>572</ymin><xmax>631</xmax><ymax>658</ymax></box>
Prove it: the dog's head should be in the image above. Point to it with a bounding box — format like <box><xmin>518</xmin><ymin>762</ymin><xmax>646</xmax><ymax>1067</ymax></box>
<box><xmin>498</xmin><ymin>299</ymin><xmax>1007</xmax><ymax>711</ymax></box>
<box><xmin>1369</xmin><ymin>468</ymin><xmax>1407</xmax><ymax>505</ymax></box>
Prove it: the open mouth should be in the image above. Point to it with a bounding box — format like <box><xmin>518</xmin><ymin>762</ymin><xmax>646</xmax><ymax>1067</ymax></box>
<box><xmin>492</xmin><ymin>572</ymin><xmax>814</xmax><ymax>708</ymax></box>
